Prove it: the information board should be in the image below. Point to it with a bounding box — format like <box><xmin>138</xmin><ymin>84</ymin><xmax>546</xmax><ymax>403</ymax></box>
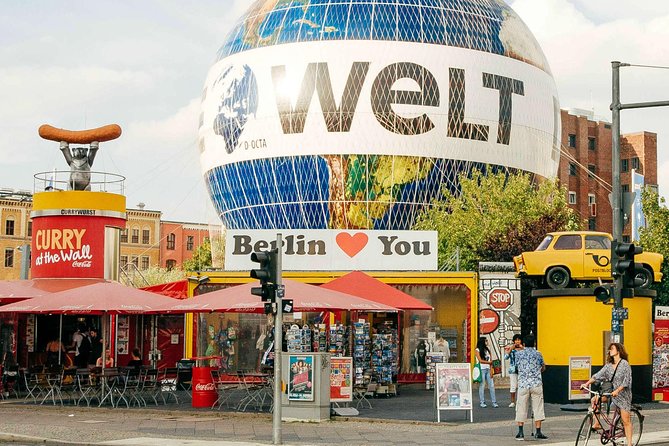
<box><xmin>569</xmin><ymin>356</ymin><xmax>592</xmax><ymax>400</ymax></box>
<box><xmin>435</xmin><ymin>363</ymin><xmax>473</xmax><ymax>423</ymax></box>
<box><xmin>330</xmin><ymin>356</ymin><xmax>353</xmax><ymax>402</ymax></box>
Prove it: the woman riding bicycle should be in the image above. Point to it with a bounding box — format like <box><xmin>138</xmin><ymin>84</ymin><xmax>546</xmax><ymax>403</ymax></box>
<box><xmin>580</xmin><ymin>342</ymin><xmax>633</xmax><ymax>445</ymax></box>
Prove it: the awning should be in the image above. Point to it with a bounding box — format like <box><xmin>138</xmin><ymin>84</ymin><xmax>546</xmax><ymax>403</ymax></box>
<box><xmin>321</xmin><ymin>271</ymin><xmax>433</xmax><ymax>311</ymax></box>
<box><xmin>140</xmin><ymin>280</ymin><xmax>188</xmax><ymax>299</ymax></box>
<box><xmin>168</xmin><ymin>279</ymin><xmax>399</xmax><ymax>313</ymax></box>
<box><xmin>0</xmin><ymin>278</ymin><xmax>104</xmax><ymax>302</ymax></box>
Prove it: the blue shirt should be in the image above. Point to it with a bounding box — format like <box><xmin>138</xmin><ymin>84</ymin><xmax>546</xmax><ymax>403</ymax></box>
<box><xmin>515</xmin><ymin>347</ymin><xmax>544</xmax><ymax>389</ymax></box>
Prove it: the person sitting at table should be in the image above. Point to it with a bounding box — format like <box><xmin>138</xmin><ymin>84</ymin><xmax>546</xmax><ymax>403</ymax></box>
<box><xmin>126</xmin><ymin>348</ymin><xmax>142</xmax><ymax>368</ymax></box>
<box><xmin>96</xmin><ymin>349</ymin><xmax>114</xmax><ymax>368</ymax></box>
<box><xmin>45</xmin><ymin>337</ymin><xmax>65</xmax><ymax>368</ymax></box>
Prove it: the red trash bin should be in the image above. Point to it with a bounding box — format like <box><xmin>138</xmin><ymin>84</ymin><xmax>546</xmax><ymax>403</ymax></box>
<box><xmin>191</xmin><ymin>366</ymin><xmax>217</xmax><ymax>408</ymax></box>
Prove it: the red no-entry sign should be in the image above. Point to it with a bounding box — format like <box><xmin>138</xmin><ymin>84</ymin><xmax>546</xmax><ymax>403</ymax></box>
<box><xmin>479</xmin><ymin>309</ymin><xmax>500</xmax><ymax>334</ymax></box>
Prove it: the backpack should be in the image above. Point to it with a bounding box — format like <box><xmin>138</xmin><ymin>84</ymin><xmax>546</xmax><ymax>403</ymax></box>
<box><xmin>78</xmin><ymin>335</ymin><xmax>92</xmax><ymax>357</ymax></box>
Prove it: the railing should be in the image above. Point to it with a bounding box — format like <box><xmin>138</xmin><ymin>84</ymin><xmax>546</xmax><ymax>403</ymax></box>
<box><xmin>33</xmin><ymin>170</ymin><xmax>126</xmax><ymax>195</ymax></box>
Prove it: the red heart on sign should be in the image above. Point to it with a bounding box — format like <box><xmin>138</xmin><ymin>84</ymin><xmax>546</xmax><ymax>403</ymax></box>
<box><xmin>336</xmin><ymin>232</ymin><xmax>368</xmax><ymax>258</ymax></box>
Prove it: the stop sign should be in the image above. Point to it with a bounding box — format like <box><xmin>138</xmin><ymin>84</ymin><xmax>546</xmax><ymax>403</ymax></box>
<box><xmin>479</xmin><ymin>309</ymin><xmax>500</xmax><ymax>334</ymax></box>
<box><xmin>486</xmin><ymin>287</ymin><xmax>513</xmax><ymax>310</ymax></box>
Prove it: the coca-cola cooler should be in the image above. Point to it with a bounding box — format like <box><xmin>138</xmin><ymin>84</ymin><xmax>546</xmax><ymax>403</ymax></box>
<box><xmin>190</xmin><ymin>357</ymin><xmax>217</xmax><ymax>408</ymax></box>
<box><xmin>281</xmin><ymin>352</ymin><xmax>331</xmax><ymax>421</ymax></box>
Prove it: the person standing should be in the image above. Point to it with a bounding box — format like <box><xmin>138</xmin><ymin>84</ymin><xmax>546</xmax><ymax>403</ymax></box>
<box><xmin>514</xmin><ymin>334</ymin><xmax>547</xmax><ymax>440</ymax></box>
<box><xmin>88</xmin><ymin>328</ymin><xmax>103</xmax><ymax>367</ymax></box>
<box><xmin>580</xmin><ymin>343</ymin><xmax>633</xmax><ymax>446</ymax></box>
<box><xmin>504</xmin><ymin>334</ymin><xmax>524</xmax><ymax>408</ymax></box>
<box><xmin>70</xmin><ymin>325</ymin><xmax>90</xmax><ymax>369</ymax></box>
<box><xmin>475</xmin><ymin>336</ymin><xmax>498</xmax><ymax>408</ymax></box>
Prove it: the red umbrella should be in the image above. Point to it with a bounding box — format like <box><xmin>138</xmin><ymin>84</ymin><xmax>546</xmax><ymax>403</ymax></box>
<box><xmin>0</xmin><ymin>278</ymin><xmax>103</xmax><ymax>302</ymax></box>
<box><xmin>0</xmin><ymin>280</ymin><xmax>180</xmax><ymax>315</ymax></box>
<box><xmin>169</xmin><ymin>278</ymin><xmax>399</xmax><ymax>313</ymax></box>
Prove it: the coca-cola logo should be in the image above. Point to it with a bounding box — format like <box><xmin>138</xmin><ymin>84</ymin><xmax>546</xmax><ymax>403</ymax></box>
<box><xmin>195</xmin><ymin>382</ymin><xmax>215</xmax><ymax>391</ymax></box>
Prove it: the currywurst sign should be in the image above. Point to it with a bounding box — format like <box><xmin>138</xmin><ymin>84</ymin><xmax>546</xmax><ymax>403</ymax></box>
<box><xmin>225</xmin><ymin>230</ymin><xmax>437</xmax><ymax>271</ymax></box>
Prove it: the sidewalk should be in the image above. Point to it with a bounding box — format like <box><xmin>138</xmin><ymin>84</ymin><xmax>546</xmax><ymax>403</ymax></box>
<box><xmin>0</xmin><ymin>391</ymin><xmax>668</xmax><ymax>446</ymax></box>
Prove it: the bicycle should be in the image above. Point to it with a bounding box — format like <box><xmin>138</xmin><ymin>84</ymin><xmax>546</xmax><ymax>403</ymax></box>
<box><xmin>575</xmin><ymin>386</ymin><xmax>644</xmax><ymax>445</ymax></box>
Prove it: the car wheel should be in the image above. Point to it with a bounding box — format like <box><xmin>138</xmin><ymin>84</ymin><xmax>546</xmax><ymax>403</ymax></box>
<box><xmin>636</xmin><ymin>267</ymin><xmax>653</xmax><ymax>289</ymax></box>
<box><xmin>546</xmin><ymin>266</ymin><xmax>570</xmax><ymax>289</ymax></box>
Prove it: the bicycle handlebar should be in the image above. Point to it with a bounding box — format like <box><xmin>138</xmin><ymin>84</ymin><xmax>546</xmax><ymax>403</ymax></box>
<box><xmin>580</xmin><ymin>386</ymin><xmax>613</xmax><ymax>397</ymax></box>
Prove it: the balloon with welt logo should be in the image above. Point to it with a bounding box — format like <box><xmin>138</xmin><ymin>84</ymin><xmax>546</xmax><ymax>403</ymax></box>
<box><xmin>199</xmin><ymin>0</ymin><xmax>559</xmax><ymax>230</ymax></box>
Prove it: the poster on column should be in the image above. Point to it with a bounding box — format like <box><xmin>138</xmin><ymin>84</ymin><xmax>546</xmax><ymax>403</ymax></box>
<box><xmin>330</xmin><ymin>357</ymin><xmax>353</xmax><ymax>402</ymax></box>
<box><xmin>435</xmin><ymin>363</ymin><xmax>473</xmax><ymax>410</ymax></box>
<box><xmin>569</xmin><ymin>356</ymin><xmax>591</xmax><ymax>400</ymax></box>
<box><xmin>653</xmin><ymin>306</ymin><xmax>669</xmax><ymax>394</ymax></box>
<box><xmin>288</xmin><ymin>354</ymin><xmax>314</xmax><ymax>401</ymax></box>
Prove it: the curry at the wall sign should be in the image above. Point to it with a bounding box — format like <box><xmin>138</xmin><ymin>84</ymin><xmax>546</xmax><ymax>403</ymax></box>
<box><xmin>30</xmin><ymin>216</ymin><xmax>113</xmax><ymax>279</ymax></box>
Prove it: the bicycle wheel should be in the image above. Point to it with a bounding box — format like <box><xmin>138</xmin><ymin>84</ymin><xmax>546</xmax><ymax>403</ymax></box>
<box><xmin>612</xmin><ymin>409</ymin><xmax>643</xmax><ymax>446</ymax></box>
<box><xmin>576</xmin><ymin>413</ymin><xmax>594</xmax><ymax>445</ymax></box>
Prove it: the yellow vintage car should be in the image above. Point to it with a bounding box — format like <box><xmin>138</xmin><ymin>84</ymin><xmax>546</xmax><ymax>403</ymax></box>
<box><xmin>513</xmin><ymin>231</ymin><xmax>663</xmax><ymax>289</ymax></box>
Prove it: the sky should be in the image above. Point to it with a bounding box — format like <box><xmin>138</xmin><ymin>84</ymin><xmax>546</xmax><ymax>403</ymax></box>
<box><xmin>1</xmin><ymin>0</ymin><xmax>668</xmax><ymax>224</ymax></box>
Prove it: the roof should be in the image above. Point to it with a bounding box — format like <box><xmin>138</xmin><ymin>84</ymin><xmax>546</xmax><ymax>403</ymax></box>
<box><xmin>321</xmin><ymin>271</ymin><xmax>433</xmax><ymax>311</ymax></box>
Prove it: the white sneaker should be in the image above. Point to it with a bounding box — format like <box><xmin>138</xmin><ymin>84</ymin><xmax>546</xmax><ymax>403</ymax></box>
<box><xmin>509</xmin><ymin>402</ymin><xmax>516</xmax><ymax>408</ymax></box>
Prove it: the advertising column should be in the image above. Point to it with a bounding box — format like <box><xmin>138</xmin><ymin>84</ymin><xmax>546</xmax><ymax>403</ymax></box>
<box><xmin>653</xmin><ymin>306</ymin><xmax>669</xmax><ymax>401</ymax></box>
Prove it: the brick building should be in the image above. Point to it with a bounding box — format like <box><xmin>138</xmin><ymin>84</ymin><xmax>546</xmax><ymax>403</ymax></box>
<box><xmin>160</xmin><ymin>221</ymin><xmax>210</xmax><ymax>271</ymax></box>
<box><xmin>0</xmin><ymin>190</ymin><xmax>33</xmax><ymax>280</ymax></box>
<box><xmin>558</xmin><ymin>108</ymin><xmax>657</xmax><ymax>240</ymax></box>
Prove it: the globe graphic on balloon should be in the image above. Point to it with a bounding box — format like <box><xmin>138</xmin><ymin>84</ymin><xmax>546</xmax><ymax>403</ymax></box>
<box><xmin>199</xmin><ymin>0</ymin><xmax>560</xmax><ymax>230</ymax></box>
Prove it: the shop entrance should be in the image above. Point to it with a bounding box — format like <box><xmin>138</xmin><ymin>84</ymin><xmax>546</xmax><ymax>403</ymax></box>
<box><xmin>143</xmin><ymin>315</ymin><xmax>185</xmax><ymax>369</ymax></box>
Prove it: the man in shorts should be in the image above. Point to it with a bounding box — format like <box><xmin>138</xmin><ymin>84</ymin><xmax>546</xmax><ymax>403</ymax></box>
<box><xmin>504</xmin><ymin>334</ymin><xmax>523</xmax><ymax>408</ymax></box>
<box><xmin>514</xmin><ymin>334</ymin><xmax>547</xmax><ymax>441</ymax></box>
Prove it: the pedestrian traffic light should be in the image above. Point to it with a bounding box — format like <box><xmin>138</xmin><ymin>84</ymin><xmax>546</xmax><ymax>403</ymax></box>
<box><xmin>611</xmin><ymin>240</ymin><xmax>644</xmax><ymax>290</ymax></box>
<box><xmin>250</xmin><ymin>249</ymin><xmax>278</xmax><ymax>302</ymax></box>
<box><xmin>594</xmin><ymin>284</ymin><xmax>612</xmax><ymax>303</ymax></box>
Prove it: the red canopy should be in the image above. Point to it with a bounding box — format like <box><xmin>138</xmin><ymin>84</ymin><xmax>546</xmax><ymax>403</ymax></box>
<box><xmin>169</xmin><ymin>279</ymin><xmax>399</xmax><ymax>313</ymax></box>
<box><xmin>140</xmin><ymin>280</ymin><xmax>188</xmax><ymax>299</ymax></box>
<box><xmin>0</xmin><ymin>280</ymin><xmax>180</xmax><ymax>315</ymax></box>
<box><xmin>321</xmin><ymin>271</ymin><xmax>433</xmax><ymax>311</ymax></box>
<box><xmin>0</xmin><ymin>278</ymin><xmax>104</xmax><ymax>301</ymax></box>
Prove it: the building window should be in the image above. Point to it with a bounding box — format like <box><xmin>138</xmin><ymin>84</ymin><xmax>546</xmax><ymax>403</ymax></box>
<box><xmin>568</xmin><ymin>134</ymin><xmax>576</xmax><ymax>147</ymax></box>
<box><xmin>568</xmin><ymin>191</ymin><xmax>577</xmax><ymax>204</ymax></box>
<box><xmin>120</xmin><ymin>229</ymin><xmax>128</xmax><ymax>243</ymax></box>
<box><xmin>588</xmin><ymin>137</ymin><xmax>596</xmax><ymax>150</ymax></box>
<box><xmin>142</xmin><ymin>229</ymin><xmax>150</xmax><ymax>245</ymax></box>
<box><xmin>131</xmin><ymin>228</ymin><xmax>139</xmax><ymax>244</ymax></box>
<box><xmin>588</xmin><ymin>218</ymin><xmax>596</xmax><ymax>231</ymax></box>
<box><xmin>5</xmin><ymin>218</ymin><xmax>15</xmax><ymax>236</ymax></box>
<box><xmin>588</xmin><ymin>164</ymin><xmax>596</xmax><ymax>178</ymax></box>
<box><xmin>621</xmin><ymin>159</ymin><xmax>629</xmax><ymax>173</ymax></box>
<box><xmin>4</xmin><ymin>249</ymin><xmax>13</xmax><ymax>268</ymax></box>
<box><xmin>120</xmin><ymin>256</ymin><xmax>128</xmax><ymax>269</ymax></box>
<box><xmin>588</xmin><ymin>194</ymin><xmax>596</xmax><ymax>205</ymax></box>
<box><xmin>569</xmin><ymin>163</ymin><xmax>577</xmax><ymax>176</ymax></box>
<box><xmin>623</xmin><ymin>235</ymin><xmax>630</xmax><ymax>243</ymax></box>
<box><xmin>27</xmin><ymin>221</ymin><xmax>32</xmax><ymax>237</ymax></box>
<box><xmin>187</xmin><ymin>236</ymin><xmax>194</xmax><ymax>251</ymax></box>
<box><xmin>131</xmin><ymin>256</ymin><xmax>139</xmax><ymax>268</ymax></box>
<box><xmin>632</xmin><ymin>157</ymin><xmax>640</xmax><ymax>170</ymax></box>
<box><xmin>167</xmin><ymin>233</ymin><xmax>175</xmax><ymax>250</ymax></box>
<box><xmin>166</xmin><ymin>259</ymin><xmax>176</xmax><ymax>271</ymax></box>
<box><xmin>141</xmin><ymin>256</ymin><xmax>149</xmax><ymax>270</ymax></box>
<box><xmin>622</xmin><ymin>184</ymin><xmax>630</xmax><ymax>193</ymax></box>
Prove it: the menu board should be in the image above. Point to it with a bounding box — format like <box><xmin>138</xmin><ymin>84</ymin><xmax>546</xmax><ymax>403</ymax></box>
<box><xmin>288</xmin><ymin>354</ymin><xmax>314</xmax><ymax>401</ymax></box>
<box><xmin>330</xmin><ymin>357</ymin><xmax>353</xmax><ymax>402</ymax></box>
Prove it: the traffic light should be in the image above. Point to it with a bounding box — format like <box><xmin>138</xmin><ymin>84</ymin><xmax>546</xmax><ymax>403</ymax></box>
<box><xmin>250</xmin><ymin>249</ymin><xmax>278</xmax><ymax>302</ymax></box>
<box><xmin>611</xmin><ymin>240</ymin><xmax>644</xmax><ymax>291</ymax></box>
<box><xmin>594</xmin><ymin>284</ymin><xmax>613</xmax><ymax>303</ymax></box>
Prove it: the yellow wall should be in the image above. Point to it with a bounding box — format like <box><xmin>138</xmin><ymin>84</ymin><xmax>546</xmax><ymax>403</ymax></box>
<box><xmin>538</xmin><ymin>295</ymin><xmax>652</xmax><ymax>366</ymax></box>
<box><xmin>33</xmin><ymin>191</ymin><xmax>126</xmax><ymax>213</ymax></box>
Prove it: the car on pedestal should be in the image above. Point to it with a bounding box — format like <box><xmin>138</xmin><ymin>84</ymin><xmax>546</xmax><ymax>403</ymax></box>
<box><xmin>513</xmin><ymin>231</ymin><xmax>663</xmax><ymax>289</ymax></box>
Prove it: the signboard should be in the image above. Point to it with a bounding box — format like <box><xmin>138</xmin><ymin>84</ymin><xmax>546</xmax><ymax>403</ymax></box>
<box><xmin>435</xmin><ymin>363</ymin><xmax>473</xmax><ymax>423</ymax></box>
<box><xmin>568</xmin><ymin>356</ymin><xmax>591</xmax><ymax>401</ymax></box>
<box><xmin>225</xmin><ymin>229</ymin><xmax>437</xmax><ymax>271</ymax></box>
<box><xmin>478</xmin><ymin>309</ymin><xmax>500</xmax><ymax>335</ymax></box>
<box><xmin>31</xmin><ymin>215</ymin><xmax>121</xmax><ymax>279</ymax></box>
<box><xmin>486</xmin><ymin>287</ymin><xmax>513</xmax><ymax>310</ymax></box>
<box><xmin>631</xmin><ymin>169</ymin><xmax>646</xmax><ymax>242</ymax></box>
<box><xmin>330</xmin><ymin>357</ymin><xmax>353</xmax><ymax>402</ymax></box>
<box><xmin>288</xmin><ymin>355</ymin><xmax>314</xmax><ymax>401</ymax></box>
<box><xmin>653</xmin><ymin>306</ymin><xmax>669</xmax><ymax>397</ymax></box>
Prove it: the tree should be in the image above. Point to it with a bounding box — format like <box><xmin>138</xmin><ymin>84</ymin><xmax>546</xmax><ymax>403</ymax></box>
<box><xmin>141</xmin><ymin>265</ymin><xmax>187</xmax><ymax>286</ymax></box>
<box><xmin>413</xmin><ymin>170</ymin><xmax>582</xmax><ymax>270</ymax></box>
<box><xmin>183</xmin><ymin>238</ymin><xmax>213</xmax><ymax>272</ymax></box>
<box><xmin>639</xmin><ymin>188</ymin><xmax>669</xmax><ymax>306</ymax></box>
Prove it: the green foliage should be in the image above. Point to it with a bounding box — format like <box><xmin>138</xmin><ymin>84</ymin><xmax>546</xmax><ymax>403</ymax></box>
<box><xmin>183</xmin><ymin>238</ymin><xmax>213</xmax><ymax>272</ymax></box>
<box><xmin>413</xmin><ymin>170</ymin><xmax>582</xmax><ymax>270</ymax></box>
<box><xmin>639</xmin><ymin>189</ymin><xmax>669</xmax><ymax>306</ymax></box>
<box><xmin>140</xmin><ymin>265</ymin><xmax>186</xmax><ymax>286</ymax></box>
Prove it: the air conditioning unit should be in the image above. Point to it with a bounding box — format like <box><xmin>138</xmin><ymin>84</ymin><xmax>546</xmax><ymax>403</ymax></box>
<box><xmin>590</xmin><ymin>203</ymin><xmax>597</xmax><ymax>217</ymax></box>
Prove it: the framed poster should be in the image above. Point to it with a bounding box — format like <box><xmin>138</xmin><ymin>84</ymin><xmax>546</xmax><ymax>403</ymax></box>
<box><xmin>330</xmin><ymin>357</ymin><xmax>353</xmax><ymax>402</ymax></box>
<box><xmin>569</xmin><ymin>356</ymin><xmax>591</xmax><ymax>400</ymax></box>
<box><xmin>288</xmin><ymin>354</ymin><xmax>314</xmax><ymax>401</ymax></box>
<box><xmin>435</xmin><ymin>363</ymin><xmax>473</xmax><ymax>423</ymax></box>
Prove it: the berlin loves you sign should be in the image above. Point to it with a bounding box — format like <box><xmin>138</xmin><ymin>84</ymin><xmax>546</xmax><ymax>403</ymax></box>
<box><xmin>225</xmin><ymin>230</ymin><xmax>438</xmax><ymax>271</ymax></box>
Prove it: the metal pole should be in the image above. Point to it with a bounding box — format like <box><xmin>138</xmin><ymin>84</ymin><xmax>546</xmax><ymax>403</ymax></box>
<box><xmin>18</xmin><ymin>244</ymin><xmax>30</xmax><ymax>280</ymax></box>
<box><xmin>273</xmin><ymin>233</ymin><xmax>283</xmax><ymax>445</ymax></box>
<box><xmin>58</xmin><ymin>315</ymin><xmax>63</xmax><ymax>366</ymax></box>
<box><xmin>611</xmin><ymin>61</ymin><xmax>624</xmax><ymax>344</ymax></box>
